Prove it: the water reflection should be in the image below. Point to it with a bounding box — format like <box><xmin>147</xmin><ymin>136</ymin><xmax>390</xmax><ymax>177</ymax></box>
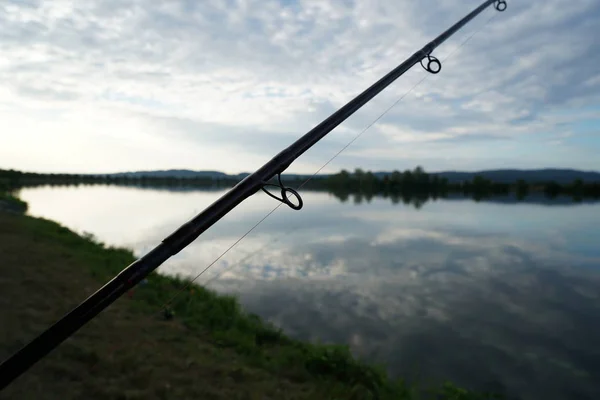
<box><xmin>213</xmin><ymin>228</ymin><xmax>600</xmax><ymax>399</ymax></box>
<box><xmin>17</xmin><ymin>185</ymin><xmax>600</xmax><ymax>400</ymax></box>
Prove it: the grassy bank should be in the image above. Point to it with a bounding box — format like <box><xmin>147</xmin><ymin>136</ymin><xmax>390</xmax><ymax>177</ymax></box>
<box><xmin>0</xmin><ymin>199</ymin><xmax>500</xmax><ymax>399</ymax></box>
<box><xmin>0</xmin><ymin>191</ymin><xmax>27</xmax><ymax>213</ymax></box>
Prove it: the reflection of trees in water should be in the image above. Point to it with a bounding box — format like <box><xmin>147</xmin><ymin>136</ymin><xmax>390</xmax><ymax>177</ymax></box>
<box><xmin>329</xmin><ymin>188</ymin><xmax>600</xmax><ymax>208</ymax></box>
<box><xmin>330</xmin><ymin>188</ymin><xmax>432</xmax><ymax>209</ymax></box>
<box><xmin>319</xmin><ymin>167</ymin><xmax>600</xmax><ymax>207</ymax></box>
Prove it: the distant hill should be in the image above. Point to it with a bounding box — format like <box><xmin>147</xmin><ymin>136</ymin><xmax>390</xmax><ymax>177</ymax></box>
<box><xmin>107</xmin><ymin>169</ymin><xmax>231</xmax><ymax>179</ymax></box>
<box><xmin>103</xmin><ymin>169</ymin><xmax>323</xmax><ymax>181</ymax></box>
<box><xmin>103</xmin><ymin>168</ymin><xmax>600</xmax><ymax>184</ymax></box>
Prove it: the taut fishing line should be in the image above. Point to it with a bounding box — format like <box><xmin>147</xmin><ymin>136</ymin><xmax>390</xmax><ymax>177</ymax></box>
<box><xmin>196</xmin><ymin>7</ymin><xmax>502</xmax><ymax>292</ymax></box>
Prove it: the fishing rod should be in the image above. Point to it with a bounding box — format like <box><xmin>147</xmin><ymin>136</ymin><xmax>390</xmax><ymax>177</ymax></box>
<box><xmin>0</xmin><ymin>0</ymin><xmax>506</xmax><ymax>389</ymax></box>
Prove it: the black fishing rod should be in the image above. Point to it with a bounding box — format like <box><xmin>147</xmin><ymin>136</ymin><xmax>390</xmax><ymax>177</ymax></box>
<box><xmin>0</xmin><ymin>0</ymin><xmax>506</xmax><ymax>390</ymax></box>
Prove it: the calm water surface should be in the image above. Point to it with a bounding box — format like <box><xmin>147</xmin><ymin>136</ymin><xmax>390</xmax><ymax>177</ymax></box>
<box><xmin>19</xmin><ymin>185</ymin><xmax>600</xmax><ymax>400</ymax></box>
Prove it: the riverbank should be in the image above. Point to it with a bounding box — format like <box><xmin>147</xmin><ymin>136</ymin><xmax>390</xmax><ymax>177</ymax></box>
<box><xmin>0</xmin><ymin>192</ymin><xmax>27</xmax><ymax>213</ymax></box>
<box><xmin>0</xmin><ymin>196</ymin><xmax>499</xmax><ymax>399</ymax></box>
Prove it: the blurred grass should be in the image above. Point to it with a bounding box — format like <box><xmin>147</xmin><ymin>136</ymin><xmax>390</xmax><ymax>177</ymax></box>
<box><xmin>0</xmin><ymin>191</ymin><xmax>27</xmax><ymax>213</ymax></box>
<box><xmin>0</xmin><ymin>196</ymin><xmax>503</xmax><ymax>399</ymax></box>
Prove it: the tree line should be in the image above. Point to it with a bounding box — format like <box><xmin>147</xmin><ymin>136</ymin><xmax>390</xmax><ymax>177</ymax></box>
<box><xmin>290</xmin><ymin>167</ymin><xmax>600</xmax><ymax>201</ymax></box>
<box><xmin>0</xmin><ymin>169</ymin><xmax>238</xmax><ymax>191</ymax></box>
<box><xmin>2</xmin><ymin>167</ymin><xmax>600</xmax><ymax>201</ymax></box>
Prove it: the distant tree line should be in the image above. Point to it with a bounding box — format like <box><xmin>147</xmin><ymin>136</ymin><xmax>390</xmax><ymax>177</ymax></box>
<box><xmin>292</xmin><ymin>167</ymin><xmax>600</xmax><ymax>202</ymax></box>
<box><xmin>0</xmin><ymin>169</ymin><xmax>239</xmax><ymax>191</ymax></box>
<box><xmin>2</xmin><ymin>167</ymin><xmax>600</xmax><ymax>203</ymax></box>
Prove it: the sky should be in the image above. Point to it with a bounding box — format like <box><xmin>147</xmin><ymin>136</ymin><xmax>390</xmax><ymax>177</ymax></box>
<box><xmin>1</xmin><ymin>0</ymin><xmax>599</xmax><ymax>175</ymax></box>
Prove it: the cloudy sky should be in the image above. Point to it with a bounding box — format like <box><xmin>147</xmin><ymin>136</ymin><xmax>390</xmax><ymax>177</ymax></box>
<box><xmin>1</xmin><ymin>0</ymin><xmax>599</xmax><ymax>175</ymax></box>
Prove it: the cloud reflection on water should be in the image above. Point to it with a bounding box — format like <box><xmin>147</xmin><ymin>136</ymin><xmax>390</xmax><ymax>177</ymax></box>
<box><xmin>207</xmin><ymin>227</ymin><xmax>600</xmax><ymax>400</ymax></box>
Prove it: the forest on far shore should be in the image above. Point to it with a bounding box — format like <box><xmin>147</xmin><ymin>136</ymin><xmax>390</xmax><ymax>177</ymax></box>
<box><xmin>2</xmin><ymin>167</ymin><xmax>600</xmax><ymax>201</ymax></box>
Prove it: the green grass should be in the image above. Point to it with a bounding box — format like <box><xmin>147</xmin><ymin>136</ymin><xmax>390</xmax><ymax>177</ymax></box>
<box><xmin>0</xmin><ymin>196</ymin><xmax>503</xmax><ymax>399</ymax></box>
<box><xmin>0</xmin><ymin>191</ymin><xmax>28</xmax><ymax>213</ymax></box>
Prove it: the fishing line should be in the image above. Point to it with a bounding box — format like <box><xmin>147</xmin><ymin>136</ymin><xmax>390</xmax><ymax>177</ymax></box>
<box><xmin>201</xmin><ymin>226</ymin><xmax>298</xmax><ymax>286</ymax></box>
<box><xmin>186</xmin><ymin>13</ymin><xmax>496</xmax><ymax>286</ymax></box>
